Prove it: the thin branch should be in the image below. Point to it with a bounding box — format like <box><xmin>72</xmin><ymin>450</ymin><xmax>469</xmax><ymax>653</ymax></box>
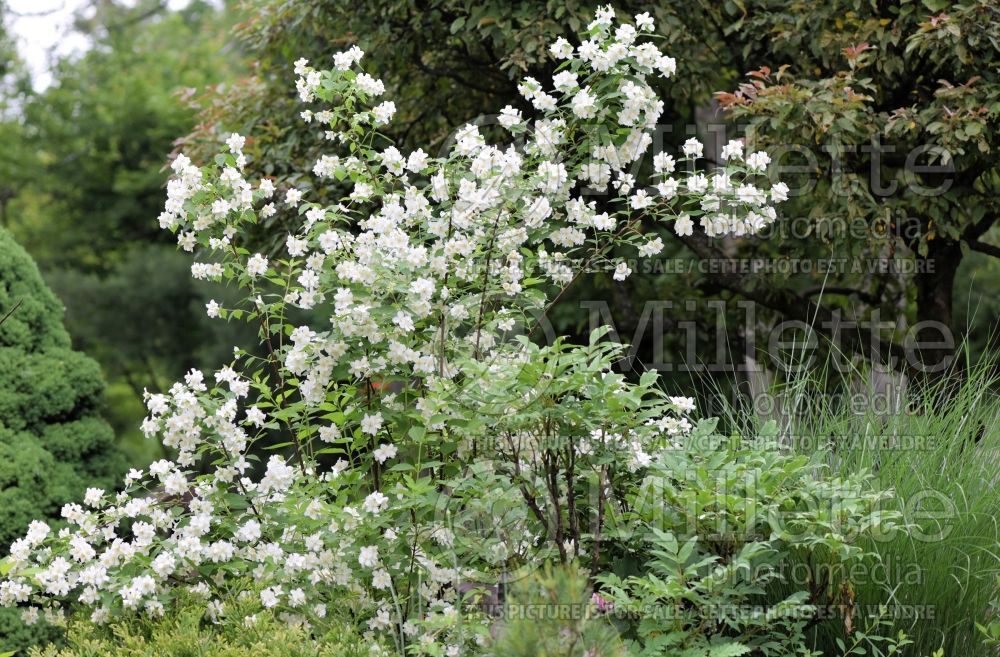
<box><xmin>0</xmin><ymin>298</ymin><xmax>22</xmax><ymax>328</ymax></box>
<box><xmin>802</xmin><ymin>285</ymin><xmax>879</xmax><ymax>305</ymax></box>
<box><xmin>967</xmin><ymin>239</ymin><xmax>1000</xmax><ymax>260</ymax></box>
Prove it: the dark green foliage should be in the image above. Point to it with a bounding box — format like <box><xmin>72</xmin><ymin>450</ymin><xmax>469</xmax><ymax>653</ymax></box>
<box><xmin>45</xmin><ymin>245</ymin><xmax>258</xmax><ymax>400</ymax></box>
<box><xmin>716</xmin><ymin>0</ymin><xmax>1000</xmax><ymax>366</ymax></box>
<box><xmin>0</xmin><ymin>418</ymin><xmax>122</xmax><ymax>547</ymax></box>
<box><xmin>0</xmin><ymin>228</ymin><xmax>125</xmax><ymax>545</ymax></box>
<box><xmin>0</xmin><ymin>230</ymin><xmax>70</xmax><ymax>352</ymax></box>
<box><xmin>0</xmin><ymin>227</ymin><xmax>125</xmax><ymax>650</ymax></box>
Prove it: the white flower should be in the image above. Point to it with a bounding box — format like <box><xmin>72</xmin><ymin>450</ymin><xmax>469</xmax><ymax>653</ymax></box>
<box><xmin>226</xmin><ymin>133</ymin><xmax>246</xmax><ymax>154</ymax></box>
<box><xmin>358</xmin><ymin>545</ymin><xmax>379</xmax><ymax>569</ymax></box>
<box><xmin>771</xmin><ymin>181</ymin><xmax>790</xmax><ymax>202</ymax></box>
<box><xmin>260</xmin><ymin>587</ymin><xmax>281</xmax><ymax>608</ymax></box>
<box><xmin>615</xmin><ymin>24</ymin><xmax>637</xmax><ymax>45</ymax></box>
<box><xmin>656</xmin><ymin>178</ymin><xmax>679</xmax><ymax>198</ymax></box>
<box><xmin>208</xmin><ymin>541</ymin><xmax>235</xmax><ymax>563</ymax></box>
<box><xmin>498</xmin><ymin>105</ymin><xmax>523</xmax><ymax>130</ymax></box>
<box><xmin>372</xmin><ymin>569</ymin><xmax>392</xmax><ymax>590</ymax></box>
<box><xmin>656</xmin><ymin>55</ymin><xmax>676</xmax><ymax>78</ymax></box>
<box><xmin>84</xmin><ymin>488</ymin><xmax>105</xmax><ymax>508</ymax></box>
<box><xmin>746</xmin><ymin>150</ymin><xmax>771</xmax><ymax>172</ymax></box>
<box><xmin>736</xmin><ymin>183</ymin><xmax>765</xmax><ymax>205</ymax></box>
<box><xmin>361</xmin><ymin>412</ymin><xmax>383</xmax><ymax>435</ymax></box>
<box><xmin>552</xmin><ymin>71</ymin><xmax>579</xmax><ymax>92</ymax></box>
<box><xmin>319</xmin><ymin>425</ymin><xmax>342</xmax><ymax>443</ymax></box>
<box><xmin>355</xmin><ymin>73</ymin><xmax>385</xmax><ymax>96</ymax></box>
<box><xmin>613</xmin><ymin>262</ymin><xmax>632</xmax><ymax>281</ymax></box>
<box><xmin>285</xmin><ymin>188</ymin><xmax>303</xmax><ymax>206</ymax></box>
<box><xmin>638</xmin><ymin>237</ymin><xmax>664</xmax><ymax>257</ymax></box>
<box><xmin>373</xmin><ymin>443</ymin><xmax>398</xmax><ymax>464</ymax></box>
<box><xmin>313</xmin><ymin>155</ymin><xmax>339</xmax><ymax>177</ymax></box>
<box><xmin>363</xmin><ymin>491</ymin><xmax>389</xmax><ymax>514</ymax></box>
<box><xmin>629</xmin><ymin>189</ymin><xmax>652</xmax><ymax>209</ymax></box>
<box><xmin>259</xmin><ymin>455</ymin><xmax>296</xmax><ymax>494</ymax></box>
<box><xmin>245</xmin><ymin>406</ymin><xmax>266</xmax><ymax>428</ymax></box>
<box><xmin>653</xmin><ymin>152</ymin><xmax>675</xmax><ymax>174</ymax></box>
<box><xmin>549</xmin><ymin>37</ymin><xmax>574</xmax><ymax>59</ymax></box>
<box><xmin>206</xmin><ymin>300</ymin><xmax>221</xmax><ymax>318</ymax></box>
<box><xmin>163</xmin><ymin>471</ymin><xmax>188</xmax><ymax>495</ymax></box>
<box><xmin>635</xmin><ymin>12</ymin><xmax>655</xmax><ymax>31</ymax></box>
<box><xmin>235</xmin><ymin>519</ymin><xmax>262</xmax><ymax>543</ymax></box>
<box><xmin>682</xmin><ymin>138</ymin><xmax>703</xmax><ymax>159</ymax></box>
<box><xmin>333</xmin><ymin>46</ymin><xmax>363</xmax><ymax>70</ymax></box>
<box><xmin>69</xmin><ymin>536</ymin><xmax>95</xmax><ymax>562</ymax></box>
<box><xmin>373</xmin><ymin>101</ymin><xmax>396</xmax><ymax>125</ymax></box>
<box><xmin>286</xmin><ymin>235</ymin><xmax>308</xmax><ymax>257</ymax></box>
<box><xmin>674</xmin><ymin>214</ymin><xmax>694</xmax><ymax>236</ymax></box>
<box><xmin>571</xmin><ymin>88</ymin><xmax>597</xmax><ymax>119</ymax></box>
<box><xmin>22</xmin><ymin>607</ymin><xmax>39</xmax><ymax>625</ymax></box>
<box><xmin>720</xmin><ymin>139</ymin><xmax>744</xmax><ymax>162</ymax></box>
<box><xmin>152</xmin><ymin>552</ymin><xmax>176</xmax><ymax>578</ymax></box>
<box><xmin>246</xmin><ymin>253</ymin><xmax>269</xmax><ymax>278</ymax></box>
<box><xmin>687</xmin><ymin>173</ymin><xmax>709</xmax><ymax>194</ymax></box>
<box><xmin>406</xmin><ymin>148</ymin><xmax>429</xmax><ymax>173</ymax></box>
<box><xmin>669</xmin><ymin>396</ymin><xmax>697</xmax><ymax>413</ymax></box>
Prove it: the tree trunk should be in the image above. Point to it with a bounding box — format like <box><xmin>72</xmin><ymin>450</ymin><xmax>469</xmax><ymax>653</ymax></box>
<box><xmin>913</xmin><ymin>240</ymin><xmax>960</xmax><ymax>377</ymax></box>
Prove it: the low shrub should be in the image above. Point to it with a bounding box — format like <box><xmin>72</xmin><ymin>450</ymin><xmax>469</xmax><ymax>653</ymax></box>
<box><xmin>28</xmin><ymin>594</ymin><xmax>379</xmax><ymax>657</ymax></box>
<box><xmin>595</xmin><ymin>419</ymin><xmax>910</xmax><ymax>657</ymax></box>
<box><xmin>489</xmin><ymin>563</ymin><xmax>625</xmax><ymax>657</ymax></box>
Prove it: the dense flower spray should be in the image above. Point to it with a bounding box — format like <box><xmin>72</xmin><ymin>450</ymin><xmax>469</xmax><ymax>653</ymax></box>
<box><xmin>1</xmin><ymin>7</ymin><xmax>785</xmax><ymax>654</ymax></box>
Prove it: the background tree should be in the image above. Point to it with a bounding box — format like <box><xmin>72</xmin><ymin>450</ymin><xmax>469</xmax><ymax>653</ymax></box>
<box><xmin>714</xmin><ymin>0</ymin><xmax>1000</xmax><ymax>372</ymax></box>
<box><xmin>0</xmin><ymin>0</ymin><xmax>250</xmax><ymax>458</ymax></box>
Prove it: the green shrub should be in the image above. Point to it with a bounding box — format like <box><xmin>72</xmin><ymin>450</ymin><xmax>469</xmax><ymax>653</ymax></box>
<box><xmin>489</xmin><ymin>563</ymin><xmax>626</xmax><ymax>657</ymax></box>
<box><xmin>27</xmin><ymin>595</ymin><xmax>377</xmax><ymax>657</ymax></box>
<box><xmin>0</xmin><ymin>228</ymin><xmax>125</xmax><ymax>649</ymax></box>
<box><xmin>595</xmin><ymin>419</ymin><xmax>909</xmax><ymax>657</ymax></box>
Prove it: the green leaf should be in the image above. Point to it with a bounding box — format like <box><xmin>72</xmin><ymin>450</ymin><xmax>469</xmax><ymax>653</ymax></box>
<box><xmin>707</xmin><ymin>643</ymin><xmax>752</xmax><ymax>657</ymax></box>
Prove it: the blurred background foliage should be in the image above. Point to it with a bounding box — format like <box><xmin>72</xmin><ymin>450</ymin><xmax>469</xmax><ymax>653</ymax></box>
<box><xmin>1</xmin><ymin>0</ymin><xmax>253</xmax><ymax>461</ymax></box>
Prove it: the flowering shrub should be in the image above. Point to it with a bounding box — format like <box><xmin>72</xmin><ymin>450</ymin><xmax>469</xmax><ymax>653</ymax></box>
<box><xmin>1</xmin><ymin>7</ymin><xmax>802</xmax><ymax>655</ymax></box>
